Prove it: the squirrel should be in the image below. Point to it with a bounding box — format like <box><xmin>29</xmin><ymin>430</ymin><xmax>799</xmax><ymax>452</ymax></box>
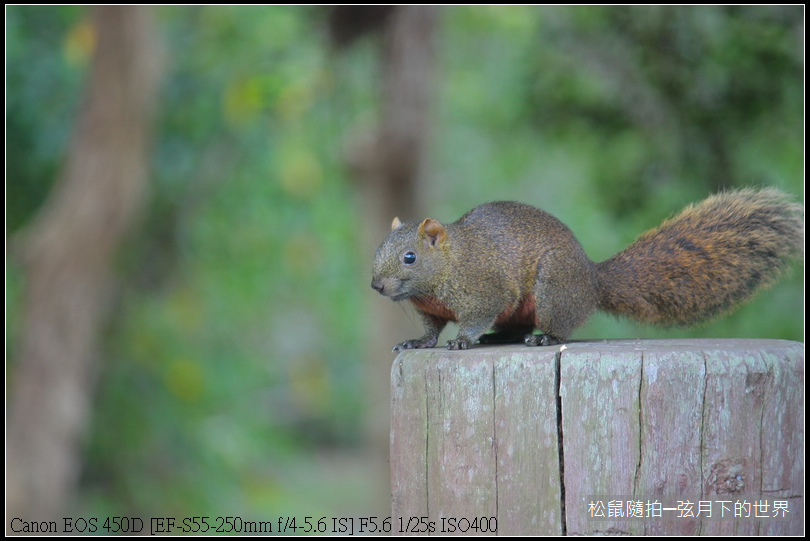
<box><xmin>371</xmin><ymin>188</ymin><xmax>804</xmax><ymax>351</ymax></box>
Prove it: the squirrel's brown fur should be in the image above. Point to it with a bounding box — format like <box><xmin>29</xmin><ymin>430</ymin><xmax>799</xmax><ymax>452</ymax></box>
<box><xmin>371</xmin><ymin>189</ymin><xmax>803</xmax><ymax>351</ymax></box>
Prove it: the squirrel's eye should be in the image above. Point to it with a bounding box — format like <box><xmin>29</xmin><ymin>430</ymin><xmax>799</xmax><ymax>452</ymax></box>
<box><xmin>402</xmin><ymin>251</ymin><xmax>417</xmax><ymax>265</ymax></box>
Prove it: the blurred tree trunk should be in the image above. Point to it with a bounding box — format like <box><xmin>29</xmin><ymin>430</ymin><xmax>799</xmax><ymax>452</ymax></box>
<box><xmin>7</xmin><ymin>5</ymin><xmax>162</xmax><ymax>526</ymax></box>
<box><xmin>365</xmin><ymin>6</ymin><xmax>438</xmax><ymax>442</ymax></box>
<box><xmin>333</xmin><ymin>5</ymin><xmax>439</xmax><ymax>513</ymax></box>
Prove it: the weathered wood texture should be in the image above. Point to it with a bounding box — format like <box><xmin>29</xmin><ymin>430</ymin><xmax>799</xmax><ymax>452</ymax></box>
<box><xmin>390</xmin><ymin>339</ymin><xmax>804</xmax><ymax>536</ymax></box>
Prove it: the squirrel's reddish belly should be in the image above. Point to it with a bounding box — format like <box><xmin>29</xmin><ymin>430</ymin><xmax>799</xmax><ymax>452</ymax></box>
<box><xmin>411</xmin><ymin>295</ymin><xmax>538</xmax><ymax>329</ymax></box>
<box><xmin>494</xmin><ymin>295</ymin><xmax>538</xmax><ymax>329</ymax></box>
<box><xmin>410</xmin><ymin>296</ymin><xmax>458</xmax><ymax>321</ymax></box>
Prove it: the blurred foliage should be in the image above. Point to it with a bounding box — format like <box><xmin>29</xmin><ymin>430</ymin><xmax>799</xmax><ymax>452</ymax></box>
<box><xmin>6</xmin><ymin>5</ymin><xmax>804</xmax><ymax>522</ymax></box>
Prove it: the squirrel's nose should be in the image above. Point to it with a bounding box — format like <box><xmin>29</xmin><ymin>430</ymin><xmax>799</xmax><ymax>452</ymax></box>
<box><xmin>371</xmin><ymin>280</ymin><xmax>384</xmax><ymax>293</ymax></box>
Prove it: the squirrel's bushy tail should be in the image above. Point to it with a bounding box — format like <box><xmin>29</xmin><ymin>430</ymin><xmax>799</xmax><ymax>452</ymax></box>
<box><xmin>595</xmin><ymin>188</ymin><xmax>804</xmax><ymax>326</ymax></box>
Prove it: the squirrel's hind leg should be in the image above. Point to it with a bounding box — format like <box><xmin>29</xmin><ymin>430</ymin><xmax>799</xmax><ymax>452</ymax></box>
<box><xmin>530</xmin><ymin>252</ymin><xmax>599</xmax><ymax>346</ymax></box>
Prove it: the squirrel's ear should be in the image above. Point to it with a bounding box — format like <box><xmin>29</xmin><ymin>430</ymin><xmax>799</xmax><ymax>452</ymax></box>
<box><xmin>419</xmin><ymin>218</ymin><xmax>447</xmax><ymax>247</ymax></box>
<box><xmin>391</xmin><ymin>217</ymin><xmax>403</xmax><ymax>231</ymax></box>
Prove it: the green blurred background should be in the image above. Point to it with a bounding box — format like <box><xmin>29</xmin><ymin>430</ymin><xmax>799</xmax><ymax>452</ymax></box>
<box><xmin>6</xmin><ymin>5</ymin><xmax>803</xmax><ymax>526</ymax></box>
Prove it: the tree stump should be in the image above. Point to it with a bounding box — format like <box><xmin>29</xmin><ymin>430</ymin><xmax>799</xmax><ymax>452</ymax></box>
<box><xmin>390</xmin><ymin>339</ymin><xmax>803</xmax><ymax>535</ymax></box>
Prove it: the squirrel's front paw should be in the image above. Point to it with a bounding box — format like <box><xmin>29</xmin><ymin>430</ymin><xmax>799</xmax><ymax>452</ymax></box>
<box><xmin>393</xmin><ymin>337</ymin><xmax>438</xmax><ymax>352</ymax></box>
<box><xmin>392</xmin><ymin>340</ymin><xmax>419</xmax><ymax>352</ymax></box>
<box><xmin>446</xmin><ymin>338</ymin><xmax>473</xmax><ymax>350</ymax></box>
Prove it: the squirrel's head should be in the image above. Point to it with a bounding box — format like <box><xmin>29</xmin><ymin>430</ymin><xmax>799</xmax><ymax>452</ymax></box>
<box><xmin>371</xmin><ymin>216</ymin><xmax>448</xmax><ymax>301</ymax></box>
